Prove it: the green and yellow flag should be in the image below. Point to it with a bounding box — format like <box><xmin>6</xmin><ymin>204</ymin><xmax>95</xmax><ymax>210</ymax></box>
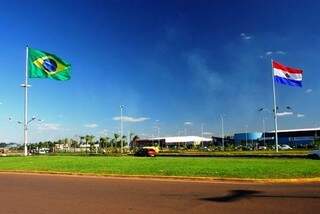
<box><xmin>28</xmin><ymin>47</ymin><xmax>71</xmax><ymax>81</ymax></box>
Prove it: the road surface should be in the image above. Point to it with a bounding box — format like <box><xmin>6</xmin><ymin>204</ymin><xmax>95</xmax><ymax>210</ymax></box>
<box><xmin>0</xmin><ymin>173</ymin><xmax>319</xmax><ymax>213</ymax></box>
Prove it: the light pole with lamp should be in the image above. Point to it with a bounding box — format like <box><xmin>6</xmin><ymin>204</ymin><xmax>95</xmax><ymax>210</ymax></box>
<box><xmin>120</xmin><ymin>105</ymin><xmax>124</xmax><ymax>153</ymax></box>
<box><xmin>258</xmin><ymin>106</ymin><xmax>290</xmax><ymax>151</ymax></box>
<box><xmin>245</xmin><ymin>125</ymin><xmax>248</xmax><ymax>148</ymax></box>
<box><xmin>220</xmin><ymin>115</ymin><xmax>225</xmax><ymax>151</ymax></box>
<box><xmin>262</xmin><ymin>117</ymin><xmax>266</xmax><ymax>146</ymax></box>
<box><xmin>155</xmin><ymin>120</ymin><xmax>160</xmax><ymax>149</ymax></box>
<box><xmin>9</xmin><ymin>116</ymin><xmax>42</xmax><ymax>155</ymax></box>
<box><xmin>201</xmin><ymin>123</ymin><xmax>204</xmax><ymax>148</ymax></box>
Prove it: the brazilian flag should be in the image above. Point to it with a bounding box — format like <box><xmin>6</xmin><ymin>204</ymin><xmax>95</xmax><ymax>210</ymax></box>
<box><xmin>28</xmin><ymin>47</ymin><xmax>71</xmax><ymax>81</ymax></box>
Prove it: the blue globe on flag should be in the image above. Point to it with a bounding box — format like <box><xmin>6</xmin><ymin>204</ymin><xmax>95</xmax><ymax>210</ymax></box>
<box><xmin>42</xmin><ymin>58</ymin><xmax>57</xmax><ymax>72</ymax></box>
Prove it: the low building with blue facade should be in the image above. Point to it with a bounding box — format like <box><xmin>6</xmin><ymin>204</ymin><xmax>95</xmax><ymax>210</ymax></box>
<box><xmin>264</xmin><ymin>128</ymin><xmax>320</xmax><ymax>148</ymax></box>
<box><xmin>234</xmin><ymin>132</ymin><xmax>263</xmax><ymax>144</ymax></box>
<box><xmin>233</xmin><ymin>128</ymin><xmax>320</xmax><ymax>148</ymax></box>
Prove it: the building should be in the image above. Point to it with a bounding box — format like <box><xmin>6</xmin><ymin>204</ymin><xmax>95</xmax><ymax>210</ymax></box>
<box><xmin>263</xmin><ymin>128</ymin><xmax>320</xmax><ymax>148</ymax></box>
<box><xmin>234</xmin><ymin>132</ymin><xmax>263</xmax><ymax>145</ymax></box>
<box><xmin>135</xmin><ymin>136</ymin><xmax>212</xmax><ymax>149</ymax></box>
<box><xmin>233</xmin><ymin>128</ymin><xmax>320</xmax><ymax>148</ymax></box>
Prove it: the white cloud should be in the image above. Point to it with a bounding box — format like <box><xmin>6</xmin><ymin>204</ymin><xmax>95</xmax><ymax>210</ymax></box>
<box><xmin>202</xmin><ymin>132</ymin><xmax>212</xmax><ymax>135</ymax></box>
<box><xmin>276</xmin><ymin>50</ymin><xmax>286</xmax><ymax>55</ymax></box>
<box><xmin>297</xmin><ymin>113</ymin><xmax>305</xmax><ymax>118</ymax></box>
<box><xmin>184</xmin><ymin>121</ymin><xmax>193</xmax><ymax>125</ymax></box>
<box><xmin>113</xmin><ymin>116</ymin><xmax>150</xmax><ymax>123</ymax></box>
<box><xmin>240</xmin><ymin>33</ymin><xmax>252</xmax><ymax>40</ymax></box>
<box><xmin>277</xmin><ymin>111</ymin><xmax>293</xmax><ymax>117</ymax></box>
<box><xmin>264</xmin><ymin>50</ymin><xmax>286</xmax><ymax>56</ymax></box>
<box><xmin>305</xmin><ymin>88</ymin><xmax>312</xmax><ymax>93</ymax></box>
<box><xmin>38</xmin><ymin>123</ymin><xmax>61</xmax><ymax>130</ymax></box>
<box><xmin>265</xmin><ymin>51</ymin><xmax>273</xmax><ymax>56</ymax></box>
<box><xmin>84</xmin><ymin>124</ymin><xmax>98</xmax><ymax>128</ymax></box>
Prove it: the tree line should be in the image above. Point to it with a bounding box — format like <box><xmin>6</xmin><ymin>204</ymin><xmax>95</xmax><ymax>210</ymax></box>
<box><xmin>16</xmin><ymin>133</ymin><xmax>140</xmax><ymax>153</ymax></box>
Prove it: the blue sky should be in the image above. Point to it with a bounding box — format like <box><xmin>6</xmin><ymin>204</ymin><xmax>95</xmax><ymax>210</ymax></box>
<box><xmin>0</xmin><ymin>0</ymin><xmax>319</xmax><ymax>143</ymax></box>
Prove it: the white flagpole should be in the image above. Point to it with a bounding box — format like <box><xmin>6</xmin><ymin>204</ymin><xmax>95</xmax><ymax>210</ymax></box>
<box><xmin>271</xmin><ymin>59</ymin><xmax>279</xmax><ymax>152</ymax></box>
<box><xmin>23</xmin><ymin>46</ymin><xmax>30</xmax><ymax>156</ymax></box>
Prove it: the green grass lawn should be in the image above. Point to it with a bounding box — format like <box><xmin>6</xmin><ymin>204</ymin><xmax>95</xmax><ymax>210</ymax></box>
<box><xmin>0</xmin><ymin>156</ymin><xmax>319</xmax><ymax>179</ymax></box>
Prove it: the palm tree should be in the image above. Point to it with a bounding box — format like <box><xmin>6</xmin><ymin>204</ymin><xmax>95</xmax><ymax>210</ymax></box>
<box><xmin>99</xmin><ymin>137</ymin><xmax>107</xmax><ymax>149</ymax></box>
<box><xmin>84</xmin><ymin>135</ymin><xmax>89</xmax><ymax>154</ymax></box>
<box><xmin>56</xmin><ymin>139</ymin><xmax>64</xmax><ymax>152</ymax></box>
<box><xmin>80</xmin><ymin>136</ymin><xmax>85</xmax><ymax>144</ymax></box>
<box><xmin>63</xmin><ymin>138</ymin><xmax>69</xmax><ymax>152</ymax></box>
<box><xmin>110</xmin><ymin>138</ymin><xmax>115</xmax><ymax>150</ymax></box>
<box><xmin>79</xmin><ymin>136</ymin><xmax>85</xmax><ymax>153</ymax></box>
<box><xmin>99</xmin><ymin>137</ymin><xmax>109</xmax><ymax>153</ymax></box>
<box><xmin>85</xmin><ymin>135</ymin><xmax>95</xmax><ymax>153</ymax></box>
<box><xmin>70</xmin><ymin>139</ymin><xmax>78</xmax><ymax>152</ymax></box>
<box><xmin>105</xmin><ymin>137</ymin><xmax>111</xmax><ymax>148</ymax></box>
<box><xmin>113</xmin><ymin>133</ymin><xmax>120</xmax><ymax>148</ymax></box>
<box><xmin>129</xmin><ymin>133</ymin><xmax>135</xmax><ymax>148</ymax></box>
<box><xmin>122</xmin><ymin>135</ymin><xmax>127</xmax><ymax>146</ymax></box>
<box><xmin>47</xmin><ymin>141</ymin><xmax>54</xmax><ymax>153</ymax></box>
<box><xmin>132</xmin><ymin>135</ymin><xmax>140</xmax><ymax>151</ymax></box>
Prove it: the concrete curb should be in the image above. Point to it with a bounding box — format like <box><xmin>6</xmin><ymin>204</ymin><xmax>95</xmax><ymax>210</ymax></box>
<box><xmin>1</xmin><ymin>170</ymin><xmax>320</xmax><ymax>184</ymax></box>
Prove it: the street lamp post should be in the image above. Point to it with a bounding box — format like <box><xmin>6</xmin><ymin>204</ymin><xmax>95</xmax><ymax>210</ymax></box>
<box><xmin>120</xmin><ymin>105</ymin><xmax>124</xmax><ymax>153</ymax></box>
<box><xmin>156</xmin><ymin>121</ymin><xmax>160</xmax><ymax>149</ymax></box>
<box><xmin>262</xmin><ymin>118</ymin><xmax>266</xmax><ymax>146</ymax></box>
<box><xmin>201</xmin><ymin>123</ymin><xmax>204</xmax><ymax>148</ymax></box>
<box><xmin>245</xmin><ymin>125</ymin><xmax>248</xmax><ymax>148</ymax></box>
<box><xmin>220</xmin><ymin>115</ymin><xmax>224</xmax><ymax>151</ymax></box>
<box><xmin>201</xmin><ymin>123</ymin><xmax>204</xmax><ymax>138</ymax></box>
<box><xmin>9</xmin><ymin>116</ymin><xmax>42</xmax><ymax>155</ymax></box>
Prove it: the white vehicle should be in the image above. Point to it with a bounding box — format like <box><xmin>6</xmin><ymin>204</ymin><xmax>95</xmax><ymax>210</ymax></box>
<box><xmin>280</xmin><ymin>144</ymin><xmax>292</xmax><ymax>150</ymax></box>
<box><xmin>38</xmin><ymin>148</ymin><xmax>49</xmax><ymax>154</ymax></box>
<box><xmin>258</xmin><ymin>146</ymin><xmax>267</xmax><ymax>150</ymax></box>
<box><xmin>308</xmin><ymin>150</ymin><xmax>320</xmax><ymax>159</ymax></box>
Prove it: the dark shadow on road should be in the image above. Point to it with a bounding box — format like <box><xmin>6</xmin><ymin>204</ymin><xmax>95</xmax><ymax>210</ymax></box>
<box><xmin>201</xmin><ymin>189</ymin><xmax>320</xmax><ymax>203</ymax></box>
<box><xmin>201</xmin><ymin>190</ymin><xmax>261</xmax><ymax>202</ymax></box>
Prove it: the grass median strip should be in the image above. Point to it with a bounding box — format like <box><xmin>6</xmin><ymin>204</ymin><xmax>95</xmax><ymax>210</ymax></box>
<box><xmin>0</xmin><ymin>156</ymin><xmax>319</xmax><ymax>179</ymax></box>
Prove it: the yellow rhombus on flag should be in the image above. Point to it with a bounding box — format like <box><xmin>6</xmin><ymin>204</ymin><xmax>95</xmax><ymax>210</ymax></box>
<box><xmin>28</xmin><ymin>47</ymin><xmax>71</xmax><ymax>81</ymax></box>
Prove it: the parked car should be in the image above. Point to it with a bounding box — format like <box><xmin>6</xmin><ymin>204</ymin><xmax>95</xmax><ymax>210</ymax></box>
<box><xmin>134</xmin><ymin>147</ymin><xmax>157</xmax><ymax>157</ymax></box>
<box><xmin>38</xmin><ymin>148</ymin><xmax>49</xmax><ymax>154</ymax></box>
<box><xmin>258</xmin><ymin>146</ymin><xmax>267</xmax><ymax>150</ymax></box>
<box><xmin>308</xmin><ymin>150</ymin><xmax>320</xmax><ymax>159</ymax></box>
<box><xmin>271</xmin><ymin>145</ymin><xmax>292</xmax><ymax>150</ymax></box>
<box><xmin>200</xmin><ymin>146</ymin><xmax>212</xmax><ymax>151</ymax></box>
<box><xmin>280</xmin><ymin>144</ymin><xmax>292</xmax><ymax>150</ymax></box>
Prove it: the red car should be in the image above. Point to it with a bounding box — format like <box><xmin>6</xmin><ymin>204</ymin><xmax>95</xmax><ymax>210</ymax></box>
<box><xmin>134</xmin><ymin>148</ymin><xmax>157</xmax><ymax>157</ymax></box>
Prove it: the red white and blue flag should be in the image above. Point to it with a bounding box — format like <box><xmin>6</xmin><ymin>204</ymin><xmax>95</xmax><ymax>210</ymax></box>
<box><xmin>272</xmin><ymin>61</ymin><xmax>303</xmax><ymax>87</ymax></box>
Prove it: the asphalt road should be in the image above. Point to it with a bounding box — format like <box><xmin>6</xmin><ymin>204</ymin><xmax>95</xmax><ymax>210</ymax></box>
<box><xmin>0</xmin><ymin>173</ymin><xmax>320</xmax><ymax>214</ymax></box>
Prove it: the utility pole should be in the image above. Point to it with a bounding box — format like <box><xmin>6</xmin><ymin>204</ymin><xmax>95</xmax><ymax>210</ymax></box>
<box><xmin>120</xmin><ymin>105</ymin><xmax>124</xmax><ymax>153</ymax></box>
<box><xmin>201</xmin><ymin>123</ymin><xmax>204</xmax><ymax>148</ymax></box>
<box><xmin>220</xmin><ymin>115</ymin><xmax>224</xmax><ymax>151</ymax></box>
<box><xmin>262</xmin><ymin>118</ymin><xmax>266</xmax><ymax>146</ymax></box>
<box><xmin>201</xmin><ymin>123</ymin><xmax>204</xmax><ymax>138</ymax></box>
<box><xmin>155</xmin><ymin>120</ymin><xmax>160</xmax><ymax>148</ymax></box>
<box><xmin>245</xmin><ymin>125</ymin><xmax>248</xmax><ymax>148</ymax></box>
